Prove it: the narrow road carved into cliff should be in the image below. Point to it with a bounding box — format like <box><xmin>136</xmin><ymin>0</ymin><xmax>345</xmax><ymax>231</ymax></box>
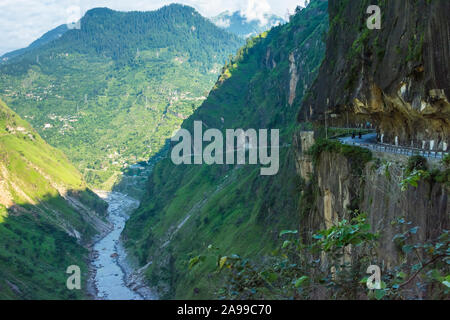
<box><xmin>339</xmin><ymin>133</ymin><xmax>449</xmax><ymax>159</ymax></box>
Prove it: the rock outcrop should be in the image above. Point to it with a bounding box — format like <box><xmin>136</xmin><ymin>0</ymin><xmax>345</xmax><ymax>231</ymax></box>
<box><xmin>300</xmin><ymin>0</ymin><xmax>450</xmax><ymax>151</ymax></box>
<box><xmin>294</xmin><ymin>131</ymin><xmax>449</xmax><ymax>267</ymax></box>
<box><xmin>293</xmin><ymin>131</ymin><xmax>315</xmax><ymax>183</ymax></box>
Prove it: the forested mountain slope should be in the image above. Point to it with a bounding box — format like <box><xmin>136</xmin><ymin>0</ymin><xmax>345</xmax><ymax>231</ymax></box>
<box><xmin>123</xmin><ymin>0</ymin><xmax>329</xmax><ymax>299</ymax></box>
<box><xmin>0</xmin><ymin>99</ymin><xmax>108</xmax><ymax>299</ymax></box>
<box><xmin>0</xmin><ymin>4</ymin><xmax>243</xmax><ymax>188</ymax></box>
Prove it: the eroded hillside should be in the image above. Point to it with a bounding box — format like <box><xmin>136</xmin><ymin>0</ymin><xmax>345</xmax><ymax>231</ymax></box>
<box><xmin>0</xmin><ymin>99</ymin><xmax>108</xmax><ymax>299</ymax></box>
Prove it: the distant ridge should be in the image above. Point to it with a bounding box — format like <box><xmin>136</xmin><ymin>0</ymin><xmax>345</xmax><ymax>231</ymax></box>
<box><xmin>0</xmin><ymin>24</ymin><xmax>69</xmax><ymax>63</ymax></box>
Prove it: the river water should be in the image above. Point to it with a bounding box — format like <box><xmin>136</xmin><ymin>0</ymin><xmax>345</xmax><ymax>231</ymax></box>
<box><xmin>90</xmin><ymin>191</ymin><xmax>147</xmax><ymax>300</ymax></box>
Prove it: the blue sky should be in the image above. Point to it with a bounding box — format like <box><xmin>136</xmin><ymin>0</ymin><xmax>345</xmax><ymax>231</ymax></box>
<box><xmin>0</xmin><ymin>0</ymin><xmax>306</xmax><ymax>56</ymax></box>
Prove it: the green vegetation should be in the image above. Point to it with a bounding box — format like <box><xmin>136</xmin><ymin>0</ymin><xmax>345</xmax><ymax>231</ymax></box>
<box><xmin>0</xmin><ymin>213</ymin><xmax>90</xmax><ymax>300</ymax></box>
<box><xmin>406</xmin><ymin>32</ymin><xmax>425</xmax><ymax>62</ymax></box>
<box><xmin>0</xmin><ymin>4</ymin><xmax>243</xmax><ymax>189</ymax></box>
<box><xmin>123</xmin><ymin>0</ymin><xmax>329</xmax><ymax>299</ymax></box>
<box><xmin>400</xmin><ymin>155</ymin><xmax>450</xmax><ymax>190</ymax></box>
<box><xmin>211</xmin><ymin>214</ymin><xmax>449</xmax><ymax>300</ymax></box>
<box><xmin>406</xmin><ymin>155</ymin><xmax>428</xmax><ymax>175</ymax></box>
<box><xmin>443</xmin><ymin>154</ymin><xmax>450</xmax><ymax>168</ymax></box>
<box><xmin>308</xmin><ymin>139</ymin><xmax>372</xmax><ymax>175</ymax></box>
<box><xmin>0</xmin><ymin>99</ymin><xmax>106</xmax><ymax>299</ymax></box>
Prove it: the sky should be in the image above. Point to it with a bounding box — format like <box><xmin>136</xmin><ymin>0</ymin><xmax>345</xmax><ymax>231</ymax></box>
<box><xmin>0</xmin><ymin>0</ymin><xmax>306</xmax><ymax>56</ymax></box>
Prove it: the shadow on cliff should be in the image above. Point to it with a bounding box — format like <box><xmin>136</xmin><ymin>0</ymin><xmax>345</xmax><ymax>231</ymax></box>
<box><xmin>0</xmin><ymin>189</ymin><xmax>107</xmax><ymax>300</ymax></box>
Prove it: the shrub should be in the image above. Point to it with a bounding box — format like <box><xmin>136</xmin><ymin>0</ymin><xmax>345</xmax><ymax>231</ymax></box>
<box><xmin>406</xmin><ymin>155</ymin><xmax>427</xmax><ymax>175</ymax></box>
<box><xmin>443</xmin><ymin>154</ymin><xmax>450</xmax><ymax>168</ymax></box>
<box><xmin>308</xmin><ymin>139</ymin><xmax>372</xmax><ymax>175</ymax></box>
<box><xmin>208</xmin><ymin>215</ymin><xmax>450</xmax><ymax>300</ymax></box>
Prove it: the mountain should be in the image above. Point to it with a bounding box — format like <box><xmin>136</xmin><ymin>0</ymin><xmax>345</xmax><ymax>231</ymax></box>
<box><xmin>0</xmin><ymin>24</ymin><xmax>69</xmax><ymax>63</ymax></box>
<box><xmin>211</xmin><ymin>11</ymin><xmax>285</xmax><ymax>38</ymax></box>
<box><xmin>2</xmin><ymin>0</ymin><xmax>447</xmax><ymax>301</ymax></box>
<box><xmin>122</xmin><ymin>0</ymin><xmax>329</xmax><ymax>299</ymax></box>
<box><xmin>0</xmin><ymin>4</ymin><xmax>243</xmax><ymax>189</ymax></box>
<box><xmin>124</xmin><ymin>0</ymin><xmax>449</xmax><ymax>300</ymax></box>
<box><xmin>0</xmin><ymin>98</ymin><xmax>108</xmax><ymax>299</ymax></box>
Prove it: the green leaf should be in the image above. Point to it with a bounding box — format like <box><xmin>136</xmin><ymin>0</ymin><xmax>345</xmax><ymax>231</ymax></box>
<box><xmin>402</xmin><ymin>245</ymin><xmax>414</xmax><ymax>254</ymax></box>
<box><xmin>188</xmin><ymin>255</ymin><xmax>205</xmax><ymax>270</ymax></box>
<box><xmin>282</xmin><ymin>240</ymin><xmax>292</xmax><ymax>249</ymax></box>
<box><xmin>261</xmin><ymin>271</ymin><xmax>278</xmax><ymax>283</ymax></box>
<box><xmin>429</xmin><ymin>269</ymin><xmax>442</xmax><ymax>281</ymax></box>
<box><xmin>295</xmin><ymin>276</ymin><xmax>309</xmax><ymax>288</ymax></box>
<box><xmin>219</xmin><ymin>256</ymin><xmax>228</xmax><ymax>270</ymax></box>
<box><xmin>279</xmin><ymin>230</ymin><xmax>298</xmax><ymax>237</ymax></box>
<box><xmin>442</xmin><ymin>281</ymin><xmax>450</xmax><ymax>288</ymax></box>
<box><xmin>360</xmin><ymin>277</ymin><xmax>369</xmax><ymax>284</ymax></box>
<box><xmin>374</xmin><ymin>289</ymin><xmax>386</xmax><ymax>300</ymax></box>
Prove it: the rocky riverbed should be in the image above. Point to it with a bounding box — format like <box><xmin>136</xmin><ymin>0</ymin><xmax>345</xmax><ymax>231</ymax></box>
<box><xmin>88</xmin><ymin>191</ymin><xmax>157</xmax><ymax>300</ymax></box>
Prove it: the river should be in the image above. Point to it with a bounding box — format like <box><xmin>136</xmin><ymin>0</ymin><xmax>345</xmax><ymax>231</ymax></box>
<box><xmin>89</xmin><ymin>191</ymin><xmax>156</xmax><ymax>300</ymax></box>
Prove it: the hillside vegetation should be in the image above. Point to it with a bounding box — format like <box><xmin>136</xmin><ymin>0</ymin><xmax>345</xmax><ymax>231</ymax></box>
<box><xmin>0</xmin><ymin>99</ymin><xmax>107</xmax><ymax>299</ymax></box>
<box><xmin>123</xmin><ymin>0</ymin><xmax>329</xmax><ymax>299</ymax></box>
<box><xmin>0</xmin><ymin>4</ymin><xmax>243</xmax><ymax>189</ymax></box>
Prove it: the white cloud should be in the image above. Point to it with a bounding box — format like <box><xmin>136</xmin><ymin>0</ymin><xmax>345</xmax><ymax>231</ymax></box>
<box><xmin>241</xmin><ymin>0</ymin><xmax>272</xmax><ymax>25</ymax></box>
<box><xmin>214</xmin><ymin>18</ymin><xmax>231</xmax><ymax>29</ymax></box>
<box><xmin>0</xmin><ymin>0</ymin><xmax>306</xmax><ymax>56</ymax></box>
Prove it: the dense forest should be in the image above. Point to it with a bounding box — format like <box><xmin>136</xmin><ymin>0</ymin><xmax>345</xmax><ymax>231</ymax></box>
<box><xmin>0</xmin><ymin>4</ymin><xmax>243</xmax><ymax>189</ymax></box>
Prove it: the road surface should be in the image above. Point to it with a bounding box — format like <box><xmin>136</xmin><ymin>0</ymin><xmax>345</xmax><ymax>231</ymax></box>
<box><xmin>338</xmin><ymin>133</ymin><xmax>448</xmax><ymax>159</ymax></box>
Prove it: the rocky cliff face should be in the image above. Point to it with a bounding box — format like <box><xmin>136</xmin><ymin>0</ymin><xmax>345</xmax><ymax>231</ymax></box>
<box><xmin>301</xmin><ymin>0</ymin><xmax>450</xmax><ymax>151</ymax></box>
<box><xmin>294</xmin><ymin>132</ymin><xmax>449</xmax><ymax>267</ymax></box>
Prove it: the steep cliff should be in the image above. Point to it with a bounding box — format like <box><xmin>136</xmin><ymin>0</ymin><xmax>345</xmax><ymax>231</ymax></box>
<box><xmin>0</xmin><ymin>5</ymin><xmax>243</xmax><ymax>188</ymax></box>
<box><xmin>293</xmin><ymin>131</ymin><xmax>449</xmax><ymax>297</ymax></box>
<box><xmin>293</xmin><ymin>1</ymin><xmax>449</xmax><ymax>298</ymax></box>
<box><xmin>297</xmin><ymin>136</ymin><xmax>448</xmax><ymax>244</ymax></box>
<box><xmin>301</xmin><ymin>0</ymin><xmax>450</xmax><ymax>151</ymax></box>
